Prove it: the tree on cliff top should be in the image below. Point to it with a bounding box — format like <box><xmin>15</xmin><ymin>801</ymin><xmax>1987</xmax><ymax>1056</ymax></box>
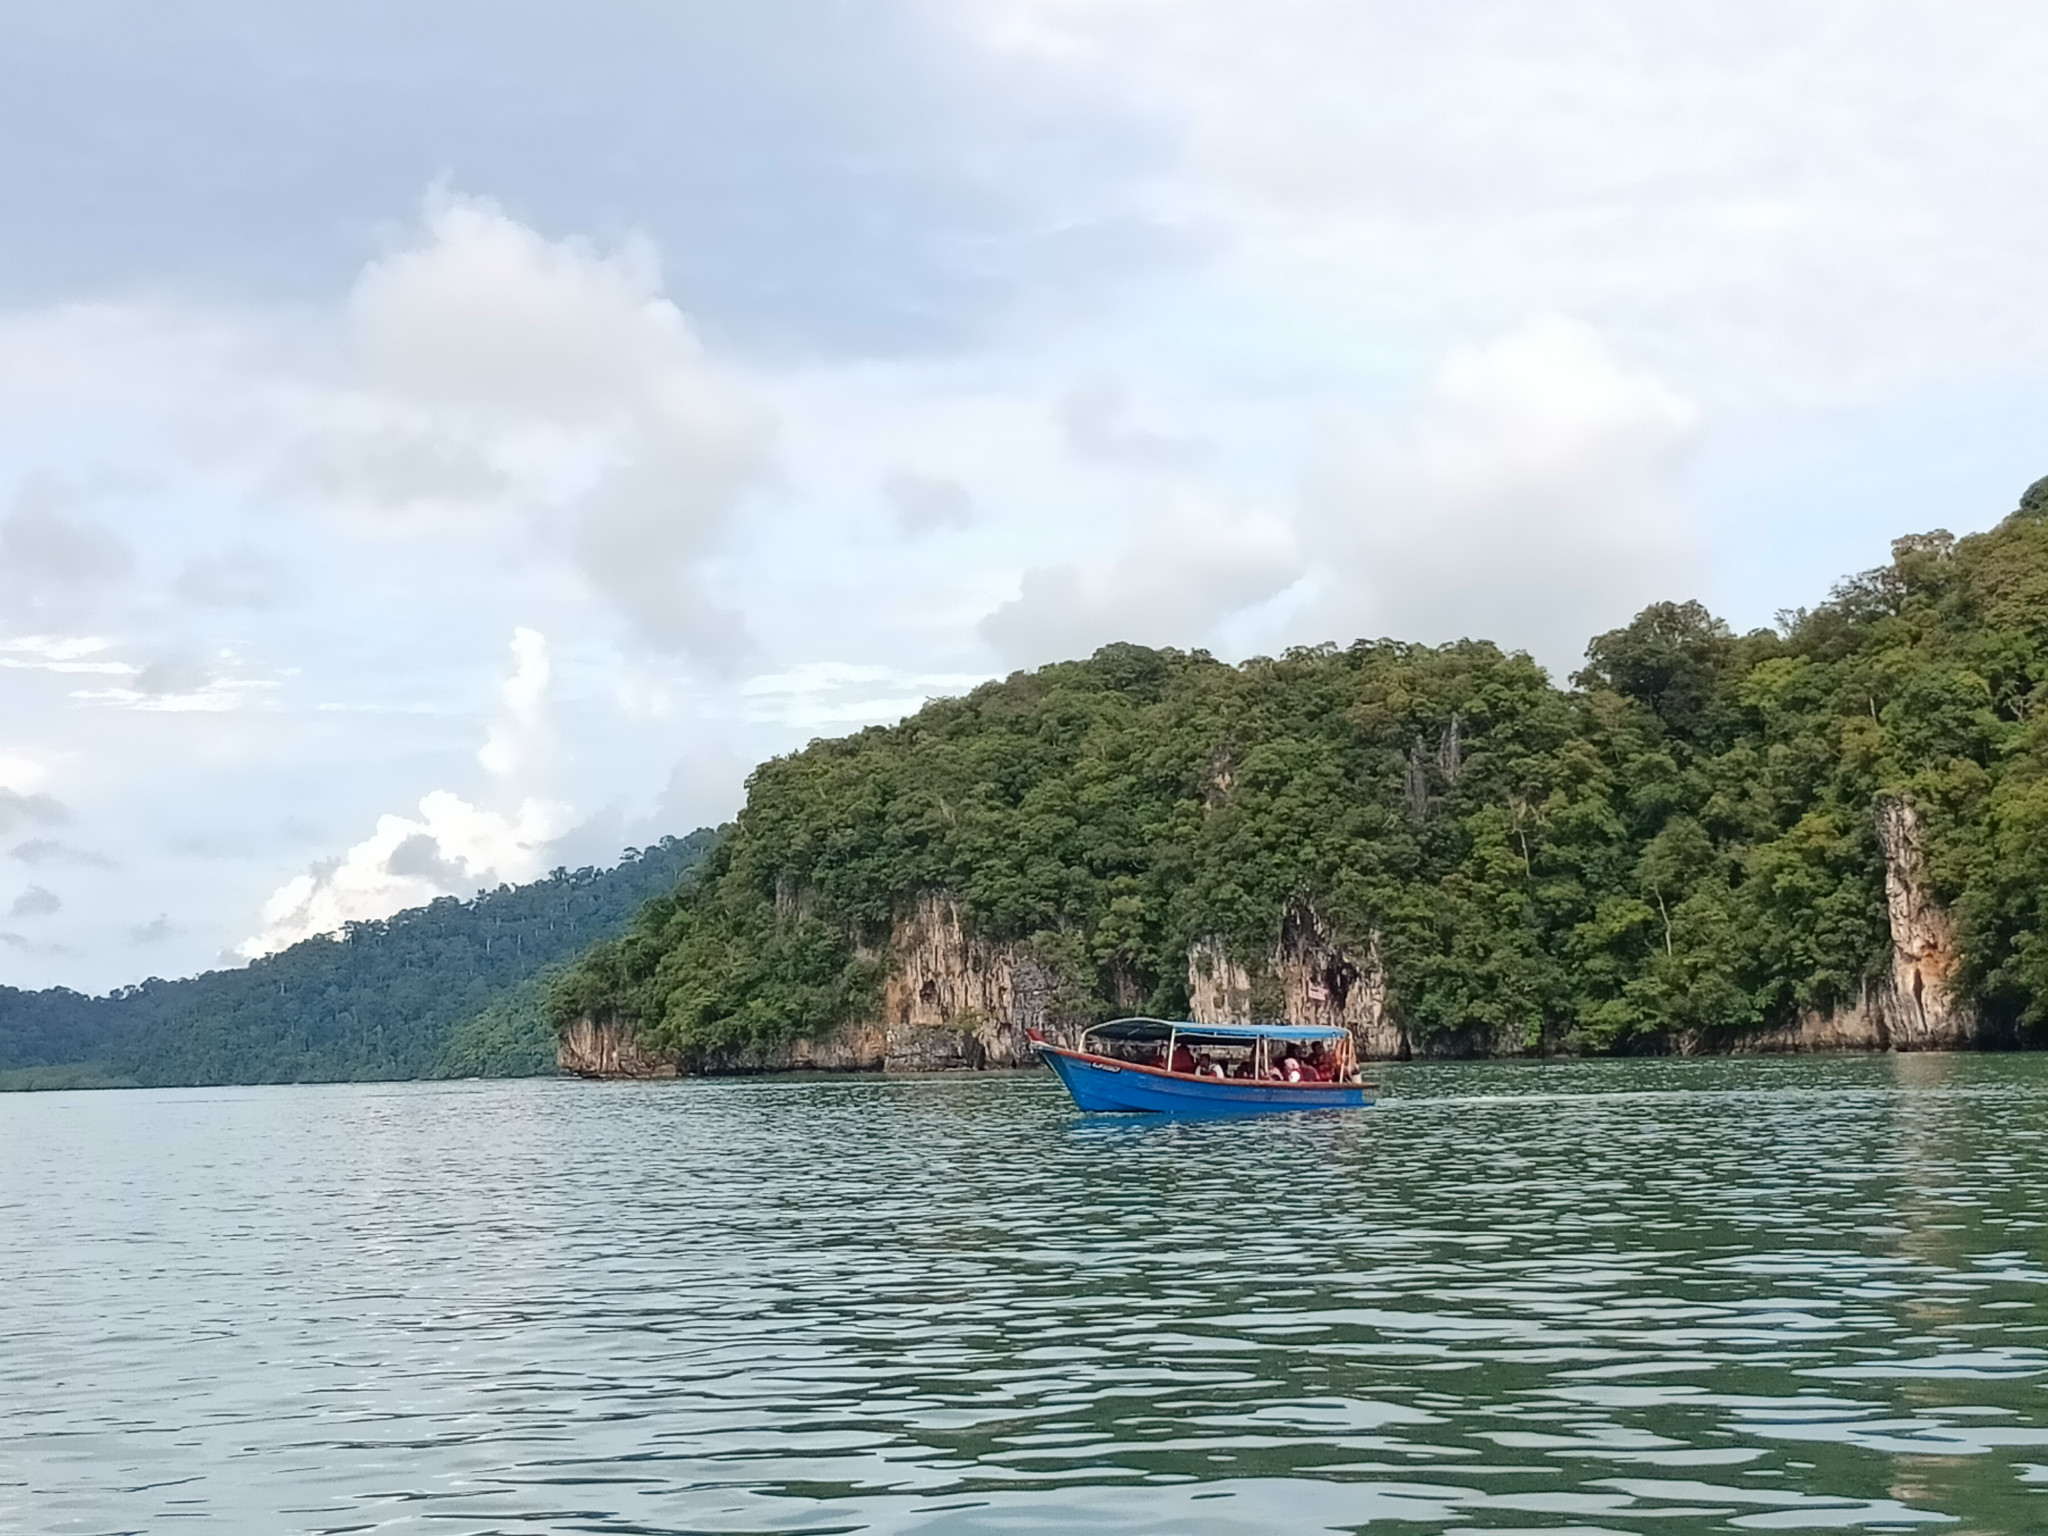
<box><xmin>1575</xmin><ymin>600</ymin><xmax>1738</xmax><ymax>743</ymax></box>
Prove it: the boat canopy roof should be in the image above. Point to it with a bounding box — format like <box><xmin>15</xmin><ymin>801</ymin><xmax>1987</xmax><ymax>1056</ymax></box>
<box><xmin>1085</xmin><ymin>1016</ymin><xmax>1351</xmax><ymax>1044</ymax></box>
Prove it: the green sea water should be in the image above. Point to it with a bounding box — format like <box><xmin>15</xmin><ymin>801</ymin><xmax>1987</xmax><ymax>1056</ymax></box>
<box><xmin>5</xmin><ymin>1054</ymin><xmax>2048</xmax><ymax>1533</ymax></box>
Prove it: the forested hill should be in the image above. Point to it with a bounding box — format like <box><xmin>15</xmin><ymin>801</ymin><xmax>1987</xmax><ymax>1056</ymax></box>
<box><xmin>0</xmin><ymin>829</ymin><xmax>720</xmax><ymax>1089</ymax></box>
<box><xmin>554</xmin><ymin>477</ymin><xmax>2048</xmax><ymax>1062</ymax></box>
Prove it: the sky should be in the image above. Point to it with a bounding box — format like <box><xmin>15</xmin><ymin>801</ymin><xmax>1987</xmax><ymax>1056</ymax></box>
<box><xmin>2</xmin><ymin>1</ymin><xmax>2046</xmax><ymax>991</ymax></box>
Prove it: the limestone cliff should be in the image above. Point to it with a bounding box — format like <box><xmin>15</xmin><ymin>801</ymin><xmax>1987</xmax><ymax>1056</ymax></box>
<box><xmin>559</xmin><ymin>1015</ymin><xmax>889</xmax><ymax>1077</ymax></box>
<box><xmin>1684</xmin><ymin>795</ymin><xmax>1979</xmax><ymax>1053</ymax></box>
<box><xmin>566</xmin><ymin>793</ymin><xmax>1986</xmax><ymax>1077</ymax></box>
<box><xmin>1186</xmin><ymin>796</ymin><xmax>1980</xmax><ymax>1061</ymax></box>
<box><xmin>1872</xmin><ymin>796</ymin><xmax>1972</xmax><ymax>1048</ymax></box>
<box><xmin>1273</xmin><ymin>903</ymin><xmax>1410</xmax><ymax>1058</ymax></box>
<box><xmin>874</xmin><ymin>892</ymin><xmax>1043</xmax><ymax>1070</ymax></box>
<box><xmin>557</xmin><ymin>1017</ymin><xmax>682</xmax><ymax>1078</ymax></box>
<box><xmin>559</xmin><ymin>890</ymin><xmax>1042</xmax><ymax>1077</ymax></box>
<box><xmin>1186</xmin><ymin>904</ymin><xmax>1418</xmax><ymax>1060</ymax></box>
<box><xmin>1186</xmin><ymin>935</ymin><xmax>1254</xmax><ymax>1027</ymax></box>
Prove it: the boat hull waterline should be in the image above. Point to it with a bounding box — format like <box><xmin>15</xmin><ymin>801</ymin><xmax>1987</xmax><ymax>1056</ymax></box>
<box><xmin>1036</xmin><ymin>1042</ymin><xmax>1372</xmax><ymax>1115</ymax></box>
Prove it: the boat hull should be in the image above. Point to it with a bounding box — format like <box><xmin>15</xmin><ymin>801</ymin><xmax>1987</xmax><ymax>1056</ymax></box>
<box><xmin>1037</xmin><ymin>1043</ymin><xmax>1371</xmax><ymax>1115</ymax></box>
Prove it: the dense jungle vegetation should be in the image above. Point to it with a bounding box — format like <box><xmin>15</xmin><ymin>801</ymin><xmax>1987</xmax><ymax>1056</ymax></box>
<box><xmin>554</xmin><ymin>478</ymin><xmax>2048</xmax><ymax>1059</ymax></box>
<box><xmin>0</xmin><ymin>831</ymin><xmax>718</xmax><ymax>1089</ymax></box>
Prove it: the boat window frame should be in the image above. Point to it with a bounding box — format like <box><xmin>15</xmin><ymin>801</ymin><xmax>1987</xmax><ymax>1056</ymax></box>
<box><xmin>1076</xmin><ymin>1017</ymin><xmax>1359</xmax><ymax>1084</ymax></box>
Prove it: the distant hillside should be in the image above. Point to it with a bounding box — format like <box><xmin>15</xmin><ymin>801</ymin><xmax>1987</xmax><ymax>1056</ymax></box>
<box><xmin>0</xmin><ymin>829</ymin><xmax>720</xmax><ymax>1089</ymax></box>
<box><xmin>553</xmin><ymin>479</ymin><xmax>2048</xmax><ymax>1065</ymax></box>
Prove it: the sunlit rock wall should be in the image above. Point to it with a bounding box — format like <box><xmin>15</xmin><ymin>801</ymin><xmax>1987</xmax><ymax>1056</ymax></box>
<box><xmin>1873</xmin><ymin>796</ymin><xmax>1973</xmax><ymax>1048</ymax></box>
<box><xmin>1187</xmin><ymin>935</ymin><xmax>1255</xmax><ymax>1026</ymax></box>
<box><xmin>1692</xmin><ymin>796</ymin><xmax>1981</xmax><ymax>1054</ymax></box>
<box><xmin>557</xmin><ymin>1017</ymin><xmax>681</xmax><ymax>1078</ymax></box>
<box><xmin>558</xmin><ymin>890</ymin><xmax>1040</xmax><ymax>1077</ymax></box>
<box><xmin>558</xmin><ymin>1015</ymin><xmax>889</xmax><ymax>1077</ymax></box>
<box><xmin>1185</xmin><ymin>905</ymin><xmax>1418</xmax><ymax>1060</ymax></box>
<box><xmin>876</xmin><ymin>892</ymin><xmax>1039</xmax><ymax>1070</ymax></box>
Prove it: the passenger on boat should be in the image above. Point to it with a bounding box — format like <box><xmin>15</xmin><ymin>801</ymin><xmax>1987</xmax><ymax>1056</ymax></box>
<box><xmin>1281</xmin><ymin>1053</ymin><xmax>1304</xmax><ymax>1082</ymax></box>
<box><xmin>1169</xmin><ymin>1041</ymin><xmax>1199</xmax><ymax>1075</ymax></box>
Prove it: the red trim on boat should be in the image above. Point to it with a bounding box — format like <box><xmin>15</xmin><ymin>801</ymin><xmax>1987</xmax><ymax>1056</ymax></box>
<box><xmin>1035</xmin><ymin>1041</ymin><xmax>1365</xmax><ymax>1090</ymax></box>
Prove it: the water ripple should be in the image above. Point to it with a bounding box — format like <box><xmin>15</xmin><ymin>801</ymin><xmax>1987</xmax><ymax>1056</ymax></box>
<box><xmin>4</xmin><ymin>1054</ymin><xmax>2048</xmax><ymax>1532</ymax></box>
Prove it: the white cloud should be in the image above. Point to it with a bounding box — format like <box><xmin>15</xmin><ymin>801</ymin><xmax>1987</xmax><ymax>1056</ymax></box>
<box><xmin>980</xmin><ymin>496</ymin><xmax>1303</xmax><ymax>666</ymax></box>
<box><xmin>968</xmin><ymin>0</ymin><xmax>2048</xmax><ymax>406</ymax></box>
<box><xmin>0</xmin><ymin>209</ymin><xmax>762</xmax><ymax>985</ymax></box>
<box><xmin>345</xmin><ymin>194</ymin><xmax>772</xmax><ymax>657</ymax></box>
<box><xmin>739</xmin><ymin>662</ymin><xmax>992</xmax><ymax>729</ymax></box>
<box><xmin>353</xmin><ymin>194</ymin><xmax>686</xmax><ymax>419</ymax></box>
<box><xmin>0</xmin><ymin>635</ymin><xmax>128</xmax><ymax>676</ymax></box>
<box><xmin>0</xmin><ymin>635</ymin><xmax>116</xmax><ymax>663</ymax></box>
<box><xmin>264</xmin><ymin>417</ymin><xmax>516</xmax><ymax>518</ymax></box>
<box><xmin>2</xmin><ymin>637</ymin><xmax>276</xmax><ymax>709</ymax></box>
<box><xmin>1305</xmin><ymin>315</ymin><xmax>1699</xmax><ymax>671</ymax></box>
<box><xmin>238</xmin><ymin>790</ymin><xmax>571</xmax><ymax>957</ymax></box>
<box><xmin>476</xmin><ymin>626</ymin><xmax>552</xmax><ymax>785</ymax></box>
<box><xmin>69</xmin><ymin>665</ymin><xmax>277</xmax><ymax>714</ymax></box>
<box><xmin>547</xmin><ymin>744</ymin><xmax>752</xmax><ymax>872</ymax></box>
<box><xmin>0</xmin><ymin>481</ymin><xmax>136</xmax><ymax>631</ymax></box>
<box><xmin>238</xmin><ymin>623</ymin><xmax>574</xmax><ymax>956</ymax></box>
<box><xmin>0</xmin><ymin>196</ymin><xmax>771</xmax><ymax>660</ymax></box>
<box><xmin>129</xmin><ymin>915</ymin><xmax>176</xmax><ymax>945</ymax></box>
<box><xmin>0</xmin><ymin>752</ymin><xmax>56</xmax><ymax>798</ymax></box>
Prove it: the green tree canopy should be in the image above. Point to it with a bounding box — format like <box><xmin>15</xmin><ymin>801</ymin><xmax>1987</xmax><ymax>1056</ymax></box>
<box><xmin>556</xmin><ymin>484</ymin><xmax>2048</xmax><ymax>1060</ymax></box>
<box><xmin>1</xmin><ymin>831</ymin><xmax>720</xmax><ymax>1088</ymax></box>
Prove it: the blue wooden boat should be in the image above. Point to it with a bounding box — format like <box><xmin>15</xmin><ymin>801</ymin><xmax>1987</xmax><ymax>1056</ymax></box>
<box><xmin>1029</xmin><ymin>1018</ymin><xmax>1374</xmax><ymax>1116</ymax></box>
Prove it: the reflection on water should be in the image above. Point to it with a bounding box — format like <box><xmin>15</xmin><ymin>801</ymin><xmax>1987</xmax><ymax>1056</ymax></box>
<box><xmin>5</xmin><ymin>1055</ymin><xmax>2048</xmax><ymax>1533</ymax></box>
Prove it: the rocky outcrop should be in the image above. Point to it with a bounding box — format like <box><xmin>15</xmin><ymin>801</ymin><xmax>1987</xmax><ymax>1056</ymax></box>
<box><xmin>709</xmin><ymin>1025</ymin><xmax>889</xmax><ymax>1074</ymax></box>
<box><xmin>1186</xmin><ymin>905</ymin><xmax>1418</xmax><ymax>1060</ymax></box>
<box><xmin>1872</xmin><ymin>796</ymin><xmax>1973</xmax><ymax>1048</ymax></box>
<box><xmin>559</xmin><ymin>1013</ymin><xmax>890</xmax><ymax>1078</ymax></box>
<box><xmin>1191</xmin><ymin>800</ymin><xmax>1982</xmax><ymax>1061</ymax></box>
<box><xmin>557</xmin><ymin>1017</ymin><xmax>682</xmax><ymax>1078</ymax></box>
<box><xmin>875</xmin><ymin>892</ymin><xmax>1043</xmax><ymax>1070</ymax></box>
<box><xmin>1695</xmin><ymin>996</ymin><xmax>1888</xmax><ymax>1055</ymax></box>
<box><xmin>1274</xmin><ymin>903</ymin><xmax>1412</xmax><ymax>1059</ymax></box>
<box><xmin>1697</xmin><ymin>795</ymin><xmax>1980</xmax><ymax>1053</ymax></box>
<box><xmin>558</xmin><ymin>890</ymin><xmax>1044</xmax><ymax>1077</ymax></box>
<box><xmin>1187</xmin><ymin>935</ymin><xmax>1255</xmax><ymax>1026</ymax></box>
